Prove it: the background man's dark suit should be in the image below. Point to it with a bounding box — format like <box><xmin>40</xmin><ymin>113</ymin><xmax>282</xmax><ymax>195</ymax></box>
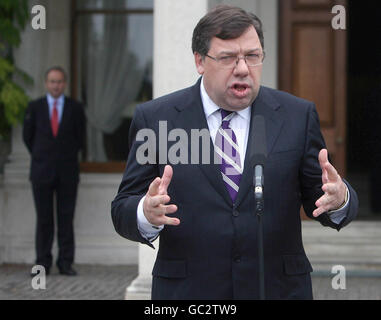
<box><xmin>23</xmin><ymin>96</ymin><xmax>85</xmax><ymax>272</ymax></box>
<box><xmin>112</xmin><ymin>79</ymin><xmax>358</xmax><ymax>299</ymax></box>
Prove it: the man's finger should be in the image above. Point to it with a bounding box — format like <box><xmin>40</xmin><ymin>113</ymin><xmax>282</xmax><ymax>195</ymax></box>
<box><xmin>318</xmin><ymin>149</ymin><xmax>328</xmax><ymax>169</ymax></box>
<box><xmin>322</xmin><ymin>183</ymin><xmax>338</xmax><ymax>195</ymax></box>
<box><xmin>322</xmin><ymin>167</ymin><xmax>329</xmax><ymax>184</ymax></box>
<box><xmin>148</xmin><ymin>202</ymin><xmax>178</xmax><ymax>216</ymax></box>
<box><xmin>319</xmin><ymin>148</ymin><xmax>341</xmax><ymax>183</ymax></box>
<box><xmin>148</xmin><ymin>177</ymin><xmax>161</xmax><ymax>196</ymax></box>
<box><xmin>164</xmin><ymin>204</ymin><xmax>178</xmax><ymax>215</ymax></box>
<box><xmin>153</xmin><ymin>204</ymin><xmax>177</xmax><ymax>216</ymax></box>
<box><xmin>315</xmin><ymin>194</ymin><xmax>328</xmax><ymax>208</ymax></box>
<box><xmin>313</xmin><ymin>192</ymin><xmax>330</xmax><ymax>217</ymax></box>
<box><xmin>155</xmin><ymin>204</ymin><xmax>178</xmax><ymax>216</ymax></box>
<box><xmin>161</xmin><ymin>216</ymin><xmax>181</xmax><ymax>226</ymax></box>
<box><xmin>313</xmin><ymin>206</ymin><xmax>326</xmax><ymax>217</ymax></box>
<box><xmin>324</xmin><ymin>162</ymin><xmax>340</xmax><ymax>182</ymax></box>
<box><xmin>318</xmin><ymin>149</ymin><xmax>329</xmax><ymax>184</ymax></box>
<box><xmin>149</xmin><ymin>194</ymin><xmax>170</xmax><ymax>208</ymax></box>
<box><xmin>159</xmin><ymin>165</ymin><xmax>173</xmax><ymax>195</ymax></box>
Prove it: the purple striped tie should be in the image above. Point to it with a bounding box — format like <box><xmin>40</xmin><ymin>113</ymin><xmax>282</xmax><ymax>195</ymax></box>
<box><xmin>215</xmin><ymin>109</ymin><xmax>242</xmax><ymax>202</ymax></box>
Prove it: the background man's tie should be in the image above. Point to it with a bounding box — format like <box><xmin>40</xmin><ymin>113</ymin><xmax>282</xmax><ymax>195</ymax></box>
<box><xmin>215</xmin><ymin>109</ymin><xmax>242</xmax><ymax>202</ymax></box>
<box><xmin>51</xmin><ymin>99</ymin><xmax>59</xmax><ymax>137</ymax></box>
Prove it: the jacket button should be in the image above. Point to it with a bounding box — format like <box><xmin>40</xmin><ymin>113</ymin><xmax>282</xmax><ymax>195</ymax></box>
<box><xmin>234</xmin><ymin>256</ymin><xmax>241</xmax><ymax>263</ymax></box>
<box><xmin>233</xmin><ymin>210</ymin><xmax>239</xmax><ymax>217</ymax></box>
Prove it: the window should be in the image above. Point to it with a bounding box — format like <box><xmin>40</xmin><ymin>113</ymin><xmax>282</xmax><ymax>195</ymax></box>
<box><xmin>72</xmin><ymin>0</ymin><xmax>153</xmax><ymax>172</ymax></box>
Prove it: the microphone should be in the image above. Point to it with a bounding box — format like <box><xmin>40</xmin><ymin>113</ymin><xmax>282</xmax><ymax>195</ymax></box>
<box><xmin>254</xmin><ymin>165</ymin><xmax>264</xmax><ymax>199</ymax></box>
<box><xmin>251</xmin><ymin>115</ymin><xmax>267</xmax><ymax>300</ymax></box>
<box><xmin>251</xmin><ymin>115</ymin><xmax>267</xmax><ymax>214</ymax></box>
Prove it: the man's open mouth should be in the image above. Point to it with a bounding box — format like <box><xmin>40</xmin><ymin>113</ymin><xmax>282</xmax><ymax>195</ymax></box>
<box><xmin>230</xmin><ymin>83</ymin><xmax>250</xmax><ymax>97</ymax></box>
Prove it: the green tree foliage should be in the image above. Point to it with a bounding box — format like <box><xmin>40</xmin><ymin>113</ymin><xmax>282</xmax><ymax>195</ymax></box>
<box><xmin>0</xmin><ymin>0</ymin><xmax>31</xmax><ymax>140</ymax></box>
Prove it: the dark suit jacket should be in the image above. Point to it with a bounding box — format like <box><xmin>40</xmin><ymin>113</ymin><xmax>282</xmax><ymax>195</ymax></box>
<box><xmin>111</xmin><ymin>78</ymin><xmax>358</xmax><ymax>300</ymax></box>
<box><xmin>23</xmin><ymin>96</ymin><xmax>85</xmax><ymax>184</ymax></box>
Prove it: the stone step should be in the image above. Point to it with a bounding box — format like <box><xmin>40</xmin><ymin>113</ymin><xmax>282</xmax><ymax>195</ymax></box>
<box><xmin>302</xmin><ymin>221</ymin><xmax>381</xmax><ymax>272</ymax></box>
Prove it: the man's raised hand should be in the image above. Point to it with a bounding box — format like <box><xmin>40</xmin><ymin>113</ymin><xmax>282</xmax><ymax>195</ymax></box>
<box><xmin>313</xmin><ymin>149</ymin><xmax>347</xmax><ymax>217</ymax></box>
<box><xmin>143</xmin><ymin>165</ymin><xmax>179</xmax><ymax>226</ymax></box>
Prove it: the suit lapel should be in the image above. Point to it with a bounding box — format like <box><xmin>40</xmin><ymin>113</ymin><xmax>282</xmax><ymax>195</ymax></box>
<box><xmin>172</xmin><ymin>79</ymin><xmax>233</xmax><ymax>206</ymax></box>
<box><xmin>234</xmin><ymin>87</ymin><xmax>284</xmax><ymax>208</ymax></box>
<box><xmin>42</xmin><ymin>97</ymin><xmax>53</xmax><ymax>137</ymax></box>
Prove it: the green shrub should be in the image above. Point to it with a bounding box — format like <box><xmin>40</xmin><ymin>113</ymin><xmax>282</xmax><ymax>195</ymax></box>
<box><xmin>0</xmin><ymin>0</ymin><xmax>32</xmax><ymax>140</ymax></box>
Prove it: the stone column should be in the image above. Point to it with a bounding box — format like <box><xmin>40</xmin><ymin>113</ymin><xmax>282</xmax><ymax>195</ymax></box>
<box><xmin>125</xmin><ymin>0</ymin><xmax>208</xmax><ymax>300</ymax></box>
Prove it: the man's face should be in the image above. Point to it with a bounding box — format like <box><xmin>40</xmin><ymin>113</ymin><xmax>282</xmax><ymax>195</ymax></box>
<box><xmin>45</xmin><ymin>70</ymin><xmax>66</xmax><ymax>98</ymax></box>
<box><xmin>195</xmin><ymin>26</ymin><xmax>263</xmax><ymax>111</ymax></box>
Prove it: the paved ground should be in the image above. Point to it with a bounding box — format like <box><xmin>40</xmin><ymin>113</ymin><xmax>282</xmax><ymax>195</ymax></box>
<box><xmin>312</xmin><ymin>273</ymin><xmax>381</xmax><ymax>300</ymax></box>
<box><xmin>0</xmin><ymin>264</ymin><xmax>138</xmax><ymax>300</ymax></box>
<box><xmin>0</xmin><ymin>264</ymin><xmax>380</xmax><ymax>300</ymax></box>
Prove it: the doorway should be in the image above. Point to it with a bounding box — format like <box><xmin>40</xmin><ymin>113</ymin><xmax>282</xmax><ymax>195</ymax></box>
<box><xmin>347</xmin><ymin>0</ymin><xmax>381</xmax><ymax>219</ymax></box>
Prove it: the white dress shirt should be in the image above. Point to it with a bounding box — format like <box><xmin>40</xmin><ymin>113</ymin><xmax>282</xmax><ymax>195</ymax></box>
<box><xmin>47</xmin><ymin>94</ymin><xmax>64</xmax><ymax>123</ymax></box>
<box><xmin>136</xmin><ymin>78</ymin><xmax>348</xmax><ymax>240</ymax></box>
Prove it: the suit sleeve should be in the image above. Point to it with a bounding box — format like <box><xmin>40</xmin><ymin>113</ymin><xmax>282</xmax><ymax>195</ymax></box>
<box><xmin>111</xmin><ymin>105</ymin><xmax>159</xmax><ymax>249</ymax></box>
<box><xmin>22</xmin><ymin>102</ymin><xmax>35</xmax><ymax>154</ymax></box>
<box><xmin>300</xmin><ymin>103</ymin><xmax>358</xmax><ymax>231</ymax></box>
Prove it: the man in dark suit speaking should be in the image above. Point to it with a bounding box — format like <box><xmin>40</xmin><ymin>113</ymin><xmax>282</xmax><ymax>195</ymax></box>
<box><xmin>23</xmin><ymin>66</ymin><xmax>85</xmax><ymax>276</ymax></box>
<box><xmin>112</xmin><ymin>5</ymin><xmax>358</xmax><ymax>299</ymax></box>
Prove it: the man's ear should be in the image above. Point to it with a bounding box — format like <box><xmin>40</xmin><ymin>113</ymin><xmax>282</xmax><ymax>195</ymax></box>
<box><xmin>194</xmin><ymin>52</ymin><xmax>205</xmax><ymax>75</ymax></box>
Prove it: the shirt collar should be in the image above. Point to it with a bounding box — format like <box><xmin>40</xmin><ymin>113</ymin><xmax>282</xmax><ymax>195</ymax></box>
<box><xmin>47</xmin><ymin>93</ymin><xmax>64</xmax><ymax>106</ymax></box>
<box><xmin>200</xmin><ymin>77</ymin><xmax>251</xmax><ymax>121</ymax></box>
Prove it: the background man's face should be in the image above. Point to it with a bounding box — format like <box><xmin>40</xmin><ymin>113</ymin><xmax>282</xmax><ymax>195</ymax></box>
<box><xmin>195</xmin><ymin>26</ymin><xmax>263</xmax><ymax>111</ymax></box>
<box><xmin>45</xmin><ymin>70</ymin><xmax>66</xmax><ymax>98</ymax></box>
